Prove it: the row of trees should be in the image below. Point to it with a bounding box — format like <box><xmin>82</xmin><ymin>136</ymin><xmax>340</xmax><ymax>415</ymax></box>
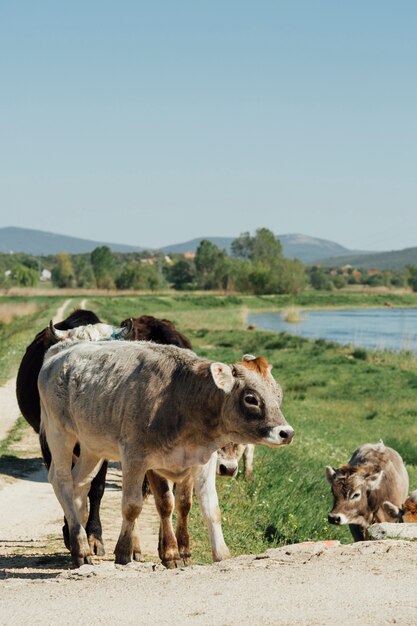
<box><xmin>2</xmin><ymin>228</ymin><xmax>417</xmax><ymax>294</ymax></box>
<box><xmin>170</xmin><ymin>229</ymin><xmax>305</xmax><ymax>294</ymax></box>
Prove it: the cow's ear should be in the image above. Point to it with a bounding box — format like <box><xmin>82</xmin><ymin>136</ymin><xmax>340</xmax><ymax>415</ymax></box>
<box><xmin>210</xmin><ymin>362</ymin><xmax>234</xmax><ymax>393</ymax></box>
<box><xmin>382</xmin><ymin>500</ymin><xmax>401</xmax><ymax>520</ymax></box>
<box><xmin>325</xmin><ymin>466</ymin><xmax>336</xmax><ymax>483</ymax></box>
<box><xmin>366</xmin><ymin>470</ymin><xmax>383</xmax><ymax>491</ymax></box>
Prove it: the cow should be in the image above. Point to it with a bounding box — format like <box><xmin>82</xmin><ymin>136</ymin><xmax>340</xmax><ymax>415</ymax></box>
<box><xmin>216</xmin><ymin>443</ymin><xmax>255</xmax><ymax>479</ymax></box>
<box><xmin>50</xmin><ymin>318</ymin><xmax>257</xmax><ymax>565</ymax></box>
<box><xmin>382</xmin><ymin>490</ymin><xmax>417</xmax><ymax>522</ymax></box>
<box><xmin>325</xmin><ymin>442</ymin><xmax>409</xmax><ymax>541</ymax></box>
<box><xmin>38</xmin><ymin>340</ymin><xmax>294</xmax><ymax>567</ymax></box>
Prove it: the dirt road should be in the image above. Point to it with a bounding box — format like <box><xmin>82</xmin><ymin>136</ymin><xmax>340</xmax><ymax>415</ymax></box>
<box><xmin>1</xmin><ymin>302</ymin><xmax>417</xmax><ymax>624</ymax></box>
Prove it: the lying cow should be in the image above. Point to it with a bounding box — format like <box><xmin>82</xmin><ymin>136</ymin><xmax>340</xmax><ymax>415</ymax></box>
<box><xmin>383</xmin><ymin>490</ymin><xmax>417</xmax><ymax>522</ymax></box>
<box><xmin>39</xmin><ymin>340</ymin><xmax>294</xmax><ymax>567</ymax></box>
<box><xmin>326</xmin><ymin>442</ymin><xmax>409</xmax><ymax>541</ymax></box>
<box><xmin>216</xmin><ymin>443</ymin><xmax>255</xmax><ymax>479</ymax></box>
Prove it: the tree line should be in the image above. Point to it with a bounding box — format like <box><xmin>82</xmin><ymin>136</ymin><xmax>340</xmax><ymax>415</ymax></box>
<box><xmin>1</xmin><ymin>227</ymin><xmax>417</xmax><ymax>294</ymax></box>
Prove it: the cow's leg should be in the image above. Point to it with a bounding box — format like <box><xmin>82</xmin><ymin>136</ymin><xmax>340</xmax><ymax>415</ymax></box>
<box><xmin>114</xmin><ymin>457</ymin><xmax>146</xmax><ymax>565</ymax></box>
<box><xmin>45</xmin><ymin>429</ymin><xmax>92</xmax><ymax>567</ymax></box>
<box><xmin>71</xmin><ymin>450</ymin><xmax>104</xmax><ymax>528</ymax></box>
<box><xmin>147</xmin><ymin>470</ymin><xmax>181</xmax><ymax>568</ymax></box>
<box><xmin>243</xmin><ymin>444</ymin><xmax>255</xmax><ymax>480</ymax></box>
<box><xmin>174</xmin><ymin>475</ymin><xmax>194</xmax><ymax>565</ymax></box>
<box><xmin>193</xmin><ymin>452</ymin><xmax>231</xmax><ymax>562</ymax></box>
<box><xmin>349</xmin><ymin>524</ymin><xmax>368</xmax><ymax>541</ymax></box>
<box><xmin>85</xmin><ymin>460</ymin><xmax>108</xmax><ymax>556</ymax></box>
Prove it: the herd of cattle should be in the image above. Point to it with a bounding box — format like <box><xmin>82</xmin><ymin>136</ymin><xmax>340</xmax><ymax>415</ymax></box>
<box><xmin>14</xmin><ymin>308</ymin><xmax>417</xmax><ymax>568</ymax></box>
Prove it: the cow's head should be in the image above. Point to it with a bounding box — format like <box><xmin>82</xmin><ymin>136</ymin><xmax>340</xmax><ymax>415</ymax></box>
<box><xmin>216</xmin><ymin>443</ymin><xmax>245</xmax><ymax>477</ymax></box>
<box><xmin>210</xmin><ymin>354</ymin><xmax>294</xmax><ymax>448</ymax></box>
<box><xmin>325</xmin><ymin>463</ymin><xmax>383</xmax><ymax>527</ymax></box>
<box><xmin>120</xmin><ymin>315</ymin><xmax>193</xmax><ymax>349</ymax></box>
<box><xmin>383</xmin><ymin>492</ymin><xmax>417</xmax><ymax>523</ymax></box>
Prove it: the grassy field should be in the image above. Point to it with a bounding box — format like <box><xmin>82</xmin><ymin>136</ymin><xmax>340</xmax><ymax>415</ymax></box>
<box><xmin>2</xmin><ymin>291</ymin><xmax>417</xmax><ymax>564</ymax></box>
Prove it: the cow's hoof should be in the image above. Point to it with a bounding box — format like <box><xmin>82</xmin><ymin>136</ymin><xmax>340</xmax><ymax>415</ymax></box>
<box><xmin>72</xmin><ymin>554</ymin><xmax>93</xmax><ymax>568</ymax></box>
<box><xmin>88</xmin><ymin>535</ymin><xmax>105</xmax><ymax>557</ymax></box>
<box><xmin>115</xmin><ymin>552</ymin><xmax>132</xmax><ymax>565</ymax></box>
<box><xmin>182</xmin><ymin>557</ymin><xmax>192</xmax><ymax>567</ymax></box>
<box><xmin>133</xmin><ymin>551</ymin><xmax>144</xmax><ymax>562</ymax></box>
<box><xmin>162</xmin><ymin>559</ymin><xmax>178</xmax><ymax>569</ymax></box>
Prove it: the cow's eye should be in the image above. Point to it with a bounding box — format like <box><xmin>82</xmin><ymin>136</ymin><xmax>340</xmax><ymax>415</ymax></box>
<box><xmin>351</xmin><ymin>491</ymin><xmax>361</xmax><ymax>500</ymax></box>
<box><xmin>245</xmin><ymin>394</ymin><xmax>259</xmax><ymax>406</ymax></box>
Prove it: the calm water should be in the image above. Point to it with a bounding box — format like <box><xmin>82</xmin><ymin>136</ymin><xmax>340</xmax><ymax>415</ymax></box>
<box><xmin>248</xmin><ymin>308</ymin><xmax>417</xmax><ymax>354</ymax></box>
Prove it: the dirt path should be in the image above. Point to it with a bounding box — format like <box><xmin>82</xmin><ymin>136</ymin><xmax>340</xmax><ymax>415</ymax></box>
<box><xmin>0</xmin><ymin>540</ymin><xmax>417</xmax><ymax>625</ymax></box>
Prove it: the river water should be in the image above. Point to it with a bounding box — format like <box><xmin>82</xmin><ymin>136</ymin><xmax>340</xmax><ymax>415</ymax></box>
<box><xmin>247</xmin><ymin>308</ymin><xmax>417</xmax><ymax>354</ymax></box>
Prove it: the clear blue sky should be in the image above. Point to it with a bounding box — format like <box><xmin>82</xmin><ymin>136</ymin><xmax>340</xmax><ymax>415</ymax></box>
<box><xmin>1</xmin><ymin>1</ymin><xmax>416</xmax><ymax>251</ymax></box>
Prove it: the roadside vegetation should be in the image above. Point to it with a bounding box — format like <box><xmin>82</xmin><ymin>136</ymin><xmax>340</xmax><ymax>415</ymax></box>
<box><xmin>1</xmin><ymin>292</ymin><xmax>417</xmax><ymax>565</ymax></box>
<box><xmin>2</xmin><ymin>227</ymin><xmax>417</xmax><ymax>294</ymax></box>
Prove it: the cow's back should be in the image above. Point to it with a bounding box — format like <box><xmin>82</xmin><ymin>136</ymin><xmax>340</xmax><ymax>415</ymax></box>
<box><xmin>39</xmin><ymin>340</ymin><xmax>200</xmax><ymax>456</ymax></box>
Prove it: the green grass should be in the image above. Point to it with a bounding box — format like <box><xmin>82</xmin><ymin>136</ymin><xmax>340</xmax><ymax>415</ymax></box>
<box><xmin>1</xmin><ymin>292</ymin><xmax>417</xmax><ymax>564</ymax></box>
<box><xmin>88</xmin><ymin>295</ymin><xmax>417</xmax><ymax>562</ymax></box>
<box><xmin>0</xmin><ymin>296</ymin><xmax>71</xmax><ymax>386</ymax></box>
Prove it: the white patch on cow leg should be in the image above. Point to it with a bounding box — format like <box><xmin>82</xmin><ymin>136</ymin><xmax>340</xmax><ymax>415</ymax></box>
<box><xmin>244</xmin><ymin>444</ymin><xmax>255</xmax><ymax>480</ymax></box>
<box><xmin>193</xmin><ymin>453</ymin><xmax>231</xmax><ymax>562</ymax></box>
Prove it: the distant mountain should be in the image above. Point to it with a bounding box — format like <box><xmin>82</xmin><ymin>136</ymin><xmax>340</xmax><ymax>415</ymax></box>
<box><xmin>320</xmin><ymin>247</ymin><xmax>417</xmax><ymax>271</ymax></box>
<box><xmin>0</xmin><ymin>226</ymin><xmax>144</xmax><ymax>255</ymax></box>
<box><xmin>160</xmin><ymin>237</ymin><xmax>233</xmax><ymax>255</ymax></box>
<box><xmin>0</xmin><ymin>226</ymin><xmax>395</xmax><ymax>266</ymax></box>
<box><xmin>161</xmin><ymin>233</ymin><xmax>366</xmax><ymax>264</ymax></box>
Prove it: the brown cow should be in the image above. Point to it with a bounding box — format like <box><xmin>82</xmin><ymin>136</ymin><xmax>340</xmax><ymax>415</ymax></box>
<box><xmin>326</xmin><ymin>442</ymin><xmax>409</xmax><ymax>541</ymax></box>
<box><xmin>39</xmin><ymin>340</ymin><xmax>294</xmax><ymax>567</ymax></box>
<box><xmin>383</xmin><ymin>490</ymin><xmax>417</xmax><ymax>522</ymax></box>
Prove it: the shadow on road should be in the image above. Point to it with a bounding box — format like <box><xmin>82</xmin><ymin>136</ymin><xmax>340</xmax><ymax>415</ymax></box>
<box><xmin>0</xmin><ymin>551</ymin><xmax>71</xmax><ymax>580</ymax></box>
<box><xmin>0</xmin><ymin>456</ymin><xmax>46</xmax><ymax>482</ymax></box>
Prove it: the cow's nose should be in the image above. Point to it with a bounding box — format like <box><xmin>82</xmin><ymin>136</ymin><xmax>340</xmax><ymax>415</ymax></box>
<box><xmin>328</xmin><ymin>513</ymin><xmax>341</xmax><ymax>525</ymax></box>
<box><xmin>279</xmin><ymin>427</ymin><xmax>294</xmax><ymax>443</ymax></box>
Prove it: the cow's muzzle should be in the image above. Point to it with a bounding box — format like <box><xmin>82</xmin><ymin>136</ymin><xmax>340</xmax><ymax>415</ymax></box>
<box><xmin>217</xmin><ymin>462</ymin><xmax>239</xmax><ymax>477</ymax></box>
<box><xmin>328</xmin><ymin>513</ymin><xmax>347</xmax><ymax>525</ymax></box>
<box><xmin>261</xmin><ymin>425</ymin><xmax>294</xmax><ymax>447</ymax></box>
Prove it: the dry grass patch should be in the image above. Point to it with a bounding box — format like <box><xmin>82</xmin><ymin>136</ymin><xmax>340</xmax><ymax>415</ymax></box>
<box><xmin>0</xmin><ymin>302</ymin><xmax>38</xmax><ymax>324</ymax></box>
